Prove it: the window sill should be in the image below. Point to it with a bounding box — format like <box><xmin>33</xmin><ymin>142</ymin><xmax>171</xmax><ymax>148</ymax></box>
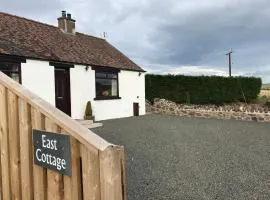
<box><xmin>94</xmin><ymin>96</ymin><xmax>122</xmax><ymax>101</ymax></box>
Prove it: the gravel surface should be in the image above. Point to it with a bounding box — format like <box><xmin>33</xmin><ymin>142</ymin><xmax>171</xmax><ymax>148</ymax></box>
<box><xmin>93</xmin><ymin>114</ymin><xmax>270</xmax><ymax>200</ymax></box>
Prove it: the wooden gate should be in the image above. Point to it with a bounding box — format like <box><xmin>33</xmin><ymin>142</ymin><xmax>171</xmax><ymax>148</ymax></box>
<box><xmin>0</xmin><ymin>72</ymin><xmax>126</xmax><ymax>200</ymax></box>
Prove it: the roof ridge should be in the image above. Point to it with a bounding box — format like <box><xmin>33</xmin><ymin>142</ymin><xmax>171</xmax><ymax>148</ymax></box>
<box><xmin>0</xmin><ymin>11</ymin><xmax>59</xmax><ymax>30</ymax></box>
<box><xmin>0</xmin><ymin>11</ymin><xmax>105</xmax><ymax>41</ymax></box>
<box><xmin>104</xmin><ymin>40</ymin><xmax>140</xmax><ymax>66</ymax></box>
<box><xmin>75</xmin><ymin>32</ymin><xmax>105</xmax><ymax>41</ymax></box>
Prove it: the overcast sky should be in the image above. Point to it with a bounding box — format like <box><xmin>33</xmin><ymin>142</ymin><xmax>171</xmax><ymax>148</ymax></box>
<box><xmin>2</xmin><ymin>0</ymin><xmax>270</xmax><ymax>82</ymax></box>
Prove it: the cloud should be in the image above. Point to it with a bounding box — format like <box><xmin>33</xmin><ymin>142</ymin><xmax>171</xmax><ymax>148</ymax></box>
<box><xmin>1</xmin><ymin>0</ymin><xmax>63</xmax><ymax>23</ymax></box>
<box><xmin>165</xmin><ymin>66</ymin><xmax>228</xmax><ymax>76</ymax></box>
<box><xmin>1</xmin><ymin>0</ymin><xmax>270</xmax><ymax>82</ymax></box>
<box><xmin>145</xmin><ymin>64</ymin><xmax>233</xmax><ymax>76</ymax></box>
<box><xmin>243</xmin><ymin>67</ymin><xmax>270</xmax><ymax>83</ymax></box>
<box><xmin>148</xmin><ymin>0</ymin><xmax>270</xmax><ymax>67</ymax></box>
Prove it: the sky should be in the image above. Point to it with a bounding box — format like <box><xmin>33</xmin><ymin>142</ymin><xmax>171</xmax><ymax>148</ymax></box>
<box><xmin>2</xmin><ymin>0</ymin><xmax>270</xmax><ymax>82</ymax></box>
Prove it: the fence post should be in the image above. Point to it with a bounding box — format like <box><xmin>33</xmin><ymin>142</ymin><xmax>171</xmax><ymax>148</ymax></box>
<box><xmin>100</xmin><ymin>146</ymin><xmax>124</xmax><ymax>200</ymax></box>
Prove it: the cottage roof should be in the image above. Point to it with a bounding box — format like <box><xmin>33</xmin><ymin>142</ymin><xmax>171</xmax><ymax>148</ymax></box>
<box><xmin>0</xmin><ymin>12</ymin><xmax>144</xmax><ymax>72</ymax></box>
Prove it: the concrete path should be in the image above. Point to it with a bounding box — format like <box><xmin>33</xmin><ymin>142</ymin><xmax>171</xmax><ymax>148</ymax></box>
<box><xmin>76</xmin><ymin>119</ymin><xmax>103</xmax><ymax>129</ymax></box>
<box><xmin>93</xmin><ymin>114</ymin><xmax>270</xmax><ymax>200</ymax></box>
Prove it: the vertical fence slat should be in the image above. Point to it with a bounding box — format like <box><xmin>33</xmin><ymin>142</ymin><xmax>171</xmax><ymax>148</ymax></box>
<box><xmin>62</xmin><ymin>128</ymin><xmax>72</xmax><ymax>200</ymax></box>
<box><xmin>0</xmin><ymin>123</ymin><xmax>2</xmax><ymax>200</ymax></box>
<box><xmin>31</xmin><ymin>108</ymin><xmax>46</xmax><ymax>200</ymax></box>
<box><xmin>100</xmin><ymin>146</ymin><xmax>123</xmax><ymax>200</ymax></box>
<box><xmin>63</xmin><ymin>170</ymin><xmax>72</xmax><ymax>200</ymax></box>
<box><xmin>64</xmin><ymin>137</ymin><xmax>82</xmax><ymax>200</ymax></box>
<box><xmin>60</xmin><ymin>129</ymin><xmax>71</xmax><ymax>200</ymax></box>
<box><xmin>7</xmin><ymin>90</ymin><xmax>21</xmax><ymax>200</ymax></box>
<box><xmin>81</xmin><ymin>144</ymin><xmax>100</xmax><ymax>200</ymax></box>
<box><xmin>45</xmin><ymin>118</ymin><xmax>63</xmax><ymax>200</ymax></box>
<box><xmin>0</xmin><ymin>85</ymin><xmax>10</xmax><ymax>200</ymax></box>
<box><xmin>118</xmin><ymin>146</ymin><xmax>127</xmax><ymax>200</ymax></box>
<box><xmin>71</xmin><ymin>138</ymin><xmax>82</xmax><ymax>200</ymax></box>
<box><xmin>19</xmin><ymin>99</ymin><xmax>33</xmax><ymax>200</ymax></box>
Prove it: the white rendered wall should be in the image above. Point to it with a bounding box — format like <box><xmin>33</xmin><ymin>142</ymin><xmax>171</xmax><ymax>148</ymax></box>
<box><xmin>21</xmin><ymin>60</ymin><xmax>145</xmax><ymax>121</ymax></box>
<box><xmin>90</xmin><ymin>70</ymin><xmax>145</xmax><ymax>121</ymax></box>
<box><xmin>70</xmin><ymin>66</ymin><xmax>145</xmax><ymax>121</ymax></box>
<box><xmin>21</xmin><ymin>59</ymin><xmax>55</xmax><ymax>106</ymax></box>
<box><xmin>70</xmin><ymin>65</ymin><xmax>95</xmax><ymax>119</ymax></box>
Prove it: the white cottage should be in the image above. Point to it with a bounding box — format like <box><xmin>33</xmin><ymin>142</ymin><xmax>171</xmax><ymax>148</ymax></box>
<box><xmin>0</xmin><ymin>11</ymin><xmax>145</xmax><ymax>121</ymax></box>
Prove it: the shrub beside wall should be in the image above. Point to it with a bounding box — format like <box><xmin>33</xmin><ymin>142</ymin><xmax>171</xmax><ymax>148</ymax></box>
<box><xmin>146</xmin><ymin>74</ymin><xmax>262</xmax><ymax>104</ymax></box>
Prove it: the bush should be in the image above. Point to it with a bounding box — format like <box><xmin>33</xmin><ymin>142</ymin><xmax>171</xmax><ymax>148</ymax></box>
<box><xmin>146</xmin><ymin>74</ymin><xmax>262</xmax><ymax>104</ymax></box>
<box><xmin>84</xmin><ymin>101</ymin><xmax>93</xmax><ymax>120</ymax></box>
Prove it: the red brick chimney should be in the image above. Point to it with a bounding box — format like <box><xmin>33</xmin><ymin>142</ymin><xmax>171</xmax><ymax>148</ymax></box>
<box><xmin>58</xmin><ymin>11</ymin><xmax>76</xmax><ymax>34</ymax></box>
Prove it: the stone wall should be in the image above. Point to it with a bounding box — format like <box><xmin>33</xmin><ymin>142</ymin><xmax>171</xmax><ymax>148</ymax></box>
<box><xmin>146</xmin><ymin>99</ymin><xmax>153</xmax><ymax>113</ymax></box>
<box><xmin>148</xmin><ymin>99</ymin><xmax>270</xmax><ymax>122</ymax></box>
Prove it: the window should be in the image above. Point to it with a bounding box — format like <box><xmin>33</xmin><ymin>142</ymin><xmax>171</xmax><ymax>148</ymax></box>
<box><xmin>0</xmin><ymin>61</ymin><xmax>21</xmax><ymax>83</ymax></box>
<box><xmin>95</xmin><ymin>70</ymin><xmax>120</xmax><ymax>100</ymax></box>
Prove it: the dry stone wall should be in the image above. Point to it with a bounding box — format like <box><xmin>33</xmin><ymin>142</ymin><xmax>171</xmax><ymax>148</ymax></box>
<box><xmin>148</xmin><ymin>99</ymin><xmax>270</xmax><ymax>122</ymax></box>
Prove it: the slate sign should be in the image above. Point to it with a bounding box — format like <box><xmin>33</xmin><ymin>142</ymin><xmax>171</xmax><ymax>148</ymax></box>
<box><xmin>33</xmin><ymin>129</ymin><xmax>71</xmax><ymax>176</ymax></box>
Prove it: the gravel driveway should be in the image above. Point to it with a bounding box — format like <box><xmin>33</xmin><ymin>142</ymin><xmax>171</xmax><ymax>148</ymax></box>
<box><xmin>93</xmin><ymin>114</ymin><xmax>270</xmax><ymax>200</ymax></box>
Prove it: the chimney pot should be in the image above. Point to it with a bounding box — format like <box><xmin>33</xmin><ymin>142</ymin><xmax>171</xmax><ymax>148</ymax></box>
<box><xmin>67</xmin><ymin>13</ymin><xmax>71</xmax><ymax>20</ymax></box>
<box><xmin>61</xmin><ymin>10</ymin><xmax>66</xmax><ymax>18</ymax></box>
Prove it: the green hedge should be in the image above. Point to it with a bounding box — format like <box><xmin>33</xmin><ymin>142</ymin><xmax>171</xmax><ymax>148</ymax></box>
<box><xmin>146</xmin><ymin>74</ymin><xmax>262</xmax><ymax>104</ymax></box>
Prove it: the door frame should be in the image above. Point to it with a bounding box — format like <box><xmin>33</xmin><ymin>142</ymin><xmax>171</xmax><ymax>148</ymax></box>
<box><xmin>133</xmin><ymin>102</ymin><xmax>139</xmax><ymax>116</ymax></box>
<box><xmin>54</xmin><ymin>66</ymin><xmax>72</xmax><ymax>116</ymax></box>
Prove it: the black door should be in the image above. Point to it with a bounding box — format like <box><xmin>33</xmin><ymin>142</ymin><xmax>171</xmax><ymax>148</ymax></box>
<box><xmin>55</xmin><ymin>68</ymin><xmax>71</xmax><ymax>116</ymax></box>
<box><xmin>133</xmin><ymin>103</ymin><xmax>139</xmax><ymax>116</ymax></box>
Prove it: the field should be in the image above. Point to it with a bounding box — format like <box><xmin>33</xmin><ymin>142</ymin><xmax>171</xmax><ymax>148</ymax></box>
<box><xmin>257</xmin><ymin>84</ymin><xmax>270</xmax><ymax>104</ymax></box>
<box><xmin>259</xmin><ymin>88</ymin><xmax>270</xmax><ymax>97</ymax></box>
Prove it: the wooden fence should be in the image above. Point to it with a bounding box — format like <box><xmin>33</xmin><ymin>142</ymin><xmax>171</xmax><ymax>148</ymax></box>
<box><xmin>0</xmin><ymin>71</ymin><xmax>126</xmax><ymax>200</ymax></box>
